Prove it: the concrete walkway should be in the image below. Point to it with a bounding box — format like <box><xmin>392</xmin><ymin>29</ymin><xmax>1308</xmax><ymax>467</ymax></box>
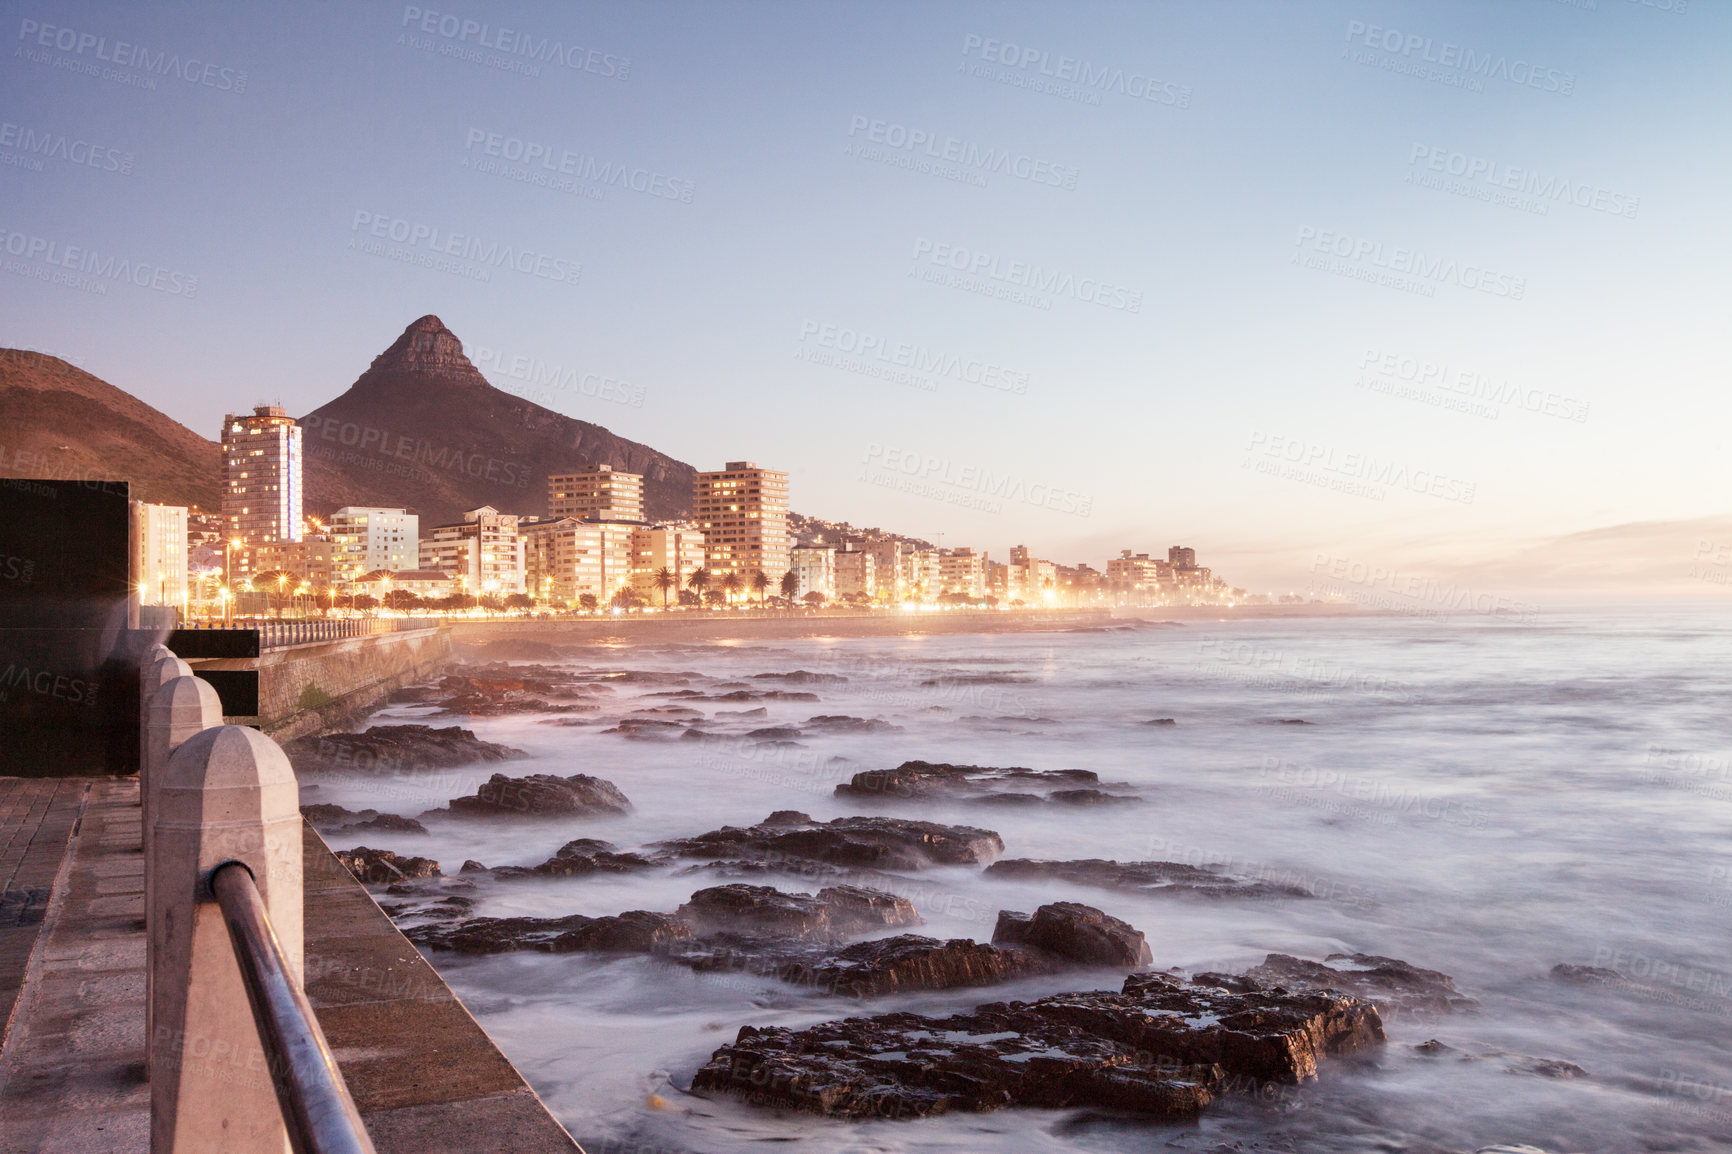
<box><xmin>0</xmin><ymin>776</ymin><xmax>582</xmax><ymax>1154</ymax></box>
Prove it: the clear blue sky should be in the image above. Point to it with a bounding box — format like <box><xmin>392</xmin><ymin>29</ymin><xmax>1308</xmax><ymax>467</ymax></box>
<box><xmin>3</xmin><ymin>0</ymin><xmax>1726</xmax><ymax>594</ymax></box>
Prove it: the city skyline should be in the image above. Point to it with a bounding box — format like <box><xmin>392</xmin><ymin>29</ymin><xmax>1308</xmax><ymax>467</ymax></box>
<box><xmin>2</xmin><ymin>3</ymin><xmax>1727</xmax><ymax>599</ymax></box>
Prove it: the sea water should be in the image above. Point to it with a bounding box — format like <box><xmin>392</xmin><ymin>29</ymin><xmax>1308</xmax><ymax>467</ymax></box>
<box><xmin>306</xmin><ymin>607</ymin><xmax>1732</xmax><ymax>1153</ymax></box>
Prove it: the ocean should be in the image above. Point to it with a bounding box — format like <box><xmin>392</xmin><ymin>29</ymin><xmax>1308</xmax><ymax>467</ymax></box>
<box><xmin>305</xmin><ymin>608</ymin><xmax>1732</xmax><ymax>1153</ymax></box>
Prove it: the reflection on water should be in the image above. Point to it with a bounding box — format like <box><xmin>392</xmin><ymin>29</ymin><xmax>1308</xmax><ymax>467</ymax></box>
<box><xmin>306</xmin><ymin>608</ymin><xmax>1732</xmax><ymax>1153</ymax></box>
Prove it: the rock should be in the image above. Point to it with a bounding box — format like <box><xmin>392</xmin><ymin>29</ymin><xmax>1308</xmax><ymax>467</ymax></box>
<box><xmin>985</xmin><ymin>858</ymin><xmax>1310</xmax><ymax>900</ymax></box>
<box><xmin>459</xmin><ymin>860</ymin><xmax>489</xmax><ymax>874</ymax></box>
<box><xmin>653</xmin><ymin>812</ymin><xmax>1004</xmax><ymax>870</ymax></box>
<box><xmin>491</xmin><ymin>838</ymin><xmax>656</xmax><ymax>879</ymax></box>
<box><xmin>1549</xmin><ymin>963</ymin><xmax>1622</xmax><ymax>985</ymax></box>
<box><xmin>746</xmin><ymin>727</ymin><xmax>804</xmax><ymax>740</ymax></box>
<box><xmin>334</xmin><ymin>847</ymin><xmax>441</xmax><ymax>885</ymax></box>
<box><xmin>690</xmin><ymin>970</ymin><xmax>1384</xmax><ymax>1119</ymax></box>
<box><xmin>407</xmin><ymin>910</ymin><xmax>690</xmax><ymax>954</ymax></box>
<box><xmin>601</xmin><ymin>718</ymin><xmax>691</xmax><ymax>739</ymax></box>
<box><xmin>429</xmin><ymin>666</ymin><xmax>603</xmax><ymax>716</ymax></box>
<box><xmin>1142</xmin><ymin>718</ymin><xmax>1177</xmax><ymax>726</ymax></box>
<box><xmin>439</xmin><ymin>773</ymin><xmax>631</xmax><ymax>819</ymax></box>
<box><xmin>1233</xmin><ymin>953</ymin><xmax>1478</xmax><ymax>1017</ymax></box>
<box><xmin>287</xmin><ymin>724</ymin><xmax>526</xmax><ymax>774</ymax></box>
<box><xmin>301</xmin><ymin>803</ymin><xmax>371</xmax><ymax>828</ymax></box>
<box><xmin>779</xmin><ymin>935</ymin><xmax>1062</xmax><ymax>998</ymax></box>
<box><xmin>750</xmin><ymin>671</ymin><xmax>848</xmax><ymax>685</ymax></box>
<box><xmin>676</xmin><ymin>883</ymin><xmax>921</xmax><ymax>941</ymax></box>
<box><xmin>992</xmin><ymin>903</ymin><xmax>1152</xmax><ymax>967</ymax></box>
<box><xmin>342</xmin><ymin>813</ymin><xmax>428</xmax><ymax>835</ymax></box>
<box><xmin>835</xmin><ymin>761</ymin><xmax>1131</xmax><ymax>806</ymax></box>
<box><xmin>803</xmin><ymin>715</ymin><xmax>901</xmax><ymax>734</ymax></box>
<box><xmin>716</xmin><ymin>708</ymin><xmax>767</xmax><ymax>718</ymax></box>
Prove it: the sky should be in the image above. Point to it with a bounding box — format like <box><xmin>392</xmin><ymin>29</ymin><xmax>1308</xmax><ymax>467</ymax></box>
<box><xmin>2</xmin><ymin>0</ymin><xmax>1727</xmax><ymax>600</ymax></box>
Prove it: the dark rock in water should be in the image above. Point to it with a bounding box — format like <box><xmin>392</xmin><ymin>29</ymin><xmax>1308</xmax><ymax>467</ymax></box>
<box><xmin>433</xmin><ymin>670</ymin><xmax>599</xmax><ymax>716</ymax></box>
<box><xmin>601</xmin><ymin>717</ymin><xmax>693</xmax><ymax>739</ymax></box>
<box><xmin>764</xmin><ymin>691</ymin><xmax>822</xmax><ymax>702</ymax></box>
<box><xmin>459</xmin><ymin>860</ymin><xmax>489</xmax><ymax>874</ymax></box>
<box><xmin>287</xmin><ymin>724</ymin><xmax>526</xmax><ymax>774</ymax></box>
<box><xmin>992</xmin><ymin>902</ymin><xmax>1152</xmax><ymax>967</ymax></box>
<box><xmin>746</xmin><ymin>726</ymin><xmax>804</xmax><ymax>740</ymax></box>
<box><xmin>985</xmin><ymin>858</ymin><xmax>1310</xmax><ymax>900</ymax></box>
<box><xmin>1264</xmin><ymin>718</ymin><xmax>1312</xmax><ymax>725</ymax></box>
<box><xmin>751</xmin><ymin>671</ymin><xmax>848</xmax><ymax>685</ymax></box>
<box><xmin>491</xmin><ymin>838</ymin><xmax>656</xmax><ymax>879</ymax></box>
<box><xmin>716</xmin><ymin>707</ymin><xmax>767</xmax><ymax>718</ymax></box>
<box><xmin>653</xmin><ymin>812</ymin><xmax>1004</xmax><ymax>870</ymax></box>
<box><xmin>302</xmin><ymin>803</ymin><xmax>370</xmax><ymax>827</ymax></box>
<box><xmin>676</xmin><ymin>883</ymin><xmax>921</xmax><ymax>941</ymax></box>
<box><xmin>919</xmin><ymin>673</ymin><xmax>1034</xmax><ymax>686</ymax></box>
<box><xmin>780</xmin><ymin>935</ymin><xmax>1062</xmax><ymax>998</ymax></box>
<box><xmin>1413</xmin><ymin>1038</ymin><xmax>1587</xmax><ymax>1080</ymax></box>
<box><xmin>804</xmin><ymin>715</ymin><xmax>902</xmax><ymax>734</ymax></box>
<box><xmin>438</xmin><ymin>773</ymin><xmax>631</xmax><ymax>819</ymax></box>
<box><xmin>1227</xmin><ymin>953</ymin><xmax>1478</xmax><ymax>1018</ymax></box>
<box><xmin>1142</xmin><ymin>718</ymin><xmax>1177</xmax><ymax>726</ymax></box>
<box><xmin>835</xmin><ymin>761</ymin><xmax>1131</xmax><ymax>807</ymax></box>
<box><xmin>1550</xmin><ymin>962</ymin><xmax>1623</xmax><ymax>985</ymax></box>
<box><xmin>342</xmin><ymin>813</ymin><xmax>428</xmax><ymax>835</ymax></box>
<box><xmin>334</xmin><ymin>846</ymin><xmax>441</xmax><ymax>885</ymax></box>
<box><xmin>690</xmin><ymin>971</ymin><xmax>1384</xmax><ymax>1119</ymax></box>
<box><xmin>407</xmin><ymin>909</ymin><xmax>689</xmax><ymax>954</ymax></box>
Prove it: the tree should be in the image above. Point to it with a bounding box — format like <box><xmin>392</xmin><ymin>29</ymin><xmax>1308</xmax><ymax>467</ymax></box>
<box><xmin>478</xmin><ymin>593</ymin><xmax>504</xmax><ymax>613</ymax></box>
<box><xmin>703</xmin><ymin>589</ymin><xmax>725</xmax><ymax>607</ymax></box>
<box><xmin>803</xmin><ymin>591</ymin><xmax>825</xmax><ymax>607</ymax></box>
<box><xmin>687</xmin><ymin>567</ymin><xmax>710</xmax><ymax>603</ymax></box>
<box><xmin>653</xmin><ymin>566</ymin><xmax>675</xmax><ymax>608</ymax></box>
<box><xmin>752</xmin><ymin>569</ymin><xmax>770</xmax><ymax>603</ymax></box>
<box><xmin>722</xmin><ymin>571</ymin><xmax>743</xmax><ymax>602</ymax></box>
<box><xmin>383</xmin><ymin>589</ymin><xmax>421</xmax><ymax>611</ymax></box>
<box><xmin>677</xmin><ymin>589</ymin><xmax>700</xmax><ymax>607</ymax></box>
<box><xmin>779</xmin><ymin>570</ymin><xmax>799</xmax><ymax>600</ymax></box>
<box><xmin>352</xmin><ymin>594</ymin><xmax>379</xmax><ymax>611</ymax></box>
<box><xmin>578</xmin><ymin>593</ymin><xmax>598</xmax><ymax>611</ymax></box>
<box><xmin>612</xmin><ymin>588</ymin><xmax>647</xmax><ymax>609</ymax></box>
<box><xmin>504</xmin><ymin>592</ymin><xmax>534</xmax><ymax>612</ymax></box>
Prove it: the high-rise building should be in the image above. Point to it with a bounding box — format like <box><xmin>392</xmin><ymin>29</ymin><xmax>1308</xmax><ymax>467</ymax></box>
<box><xmin>938</xmin><ymin>548</ymin><xmax>987</xmax><ymax>599</ymax></box>
<box><xmin>548</xmin><ymin>466</ymin><xmax>644</xmax><ymax>522</ymax></box>
<box><xmin>630</xmin><ymin>523</ymin><xmax>706</xmax><ymax>603</ymax></box>
<box><xmin>1168</xmin><ymin>546</ymin><xmax>1197</xmax><ymax>569</ymax></box>
<box><xmin>221</xmin><ymin>405</ymin><xmax>302</xmax><ymax>575</ymax></box>
<box><xmin>419</xmin><ymin>506</ymin><xmax>526</xmax><ymax>595</ymax></box>
<box><xmin>134</xmin><ymin>502</ymin><xmax>188</xmax><ymax>615</ymax></box>
<box><xmin>330</xmin><ymin>507</ymin><xmax>419</xmax><ymax>579</ymax></box>
<box><xmin>900</xmin><ymin>549</ymin><xmax>941</xmax><ymax>602</ymax></box>
<box><xmin>693</xmin><ymin>461</ymin><xmax>789</xmax><ymax>582</ymax></box>
<box><xmin>790</xmin><ymin>545</ymin><xmax>836</xmax><ymax>601</ymax></box>
<box><xmin>834</xmin><ymin>548</ymin><xmax>875</xmax><ymax>601</ymax></box>
<box><xmin>862</xmin><ymin>540</ymin><xmax>905</xmax><ymax>602</ymax></box>
<box><xmin>522</xmin><ymin>516</ymin><xmax>635</xmax><ymax>605</ymax></box>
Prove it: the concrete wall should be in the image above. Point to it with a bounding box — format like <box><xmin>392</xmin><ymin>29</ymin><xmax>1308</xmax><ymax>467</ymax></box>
<box><xmin>191</xmin><ymin>626</ymin><xmax>452</xmax><ymax>742</ymax></box>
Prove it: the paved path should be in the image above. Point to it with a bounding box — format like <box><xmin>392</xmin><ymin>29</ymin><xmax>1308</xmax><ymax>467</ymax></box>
<box><xmin>0</xmin><ymin>779</ymin><xmax>94</xmax><ymax>1053</ymax></box>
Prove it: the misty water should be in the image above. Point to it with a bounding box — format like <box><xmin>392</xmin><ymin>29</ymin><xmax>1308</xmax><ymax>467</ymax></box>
<box><xmin>304</xmin><ymin>609</ymin><xmax>1732</xmax><ymax>1153</ymax></box>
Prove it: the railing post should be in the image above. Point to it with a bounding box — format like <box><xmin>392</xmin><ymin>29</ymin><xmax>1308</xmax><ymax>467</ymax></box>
<box><xmin>151</xmin><ymin>724</ymin><xmax>303</xmax><ymax>1154</ymax></box>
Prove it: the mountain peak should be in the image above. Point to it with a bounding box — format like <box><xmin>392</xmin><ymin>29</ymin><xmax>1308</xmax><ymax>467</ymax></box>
<box><xmin>366</xmin><ymin>314</ymin><xmax>477</xmax><ymax>377</ymax></box>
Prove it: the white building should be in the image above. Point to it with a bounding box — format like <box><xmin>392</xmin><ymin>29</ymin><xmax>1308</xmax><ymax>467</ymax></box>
<box><xmin>419</xmin><ymin>506</ymin><xmax>526</xmax><ymax>595</ymax></box>
<box><xmin>548</xmin><ymin>466</ymin><xmax>645</xmax><ymax>522</ymax></box>
<box><xmin>522</xmin><ymin>517</ymin><xmax>637</xmax><ymax>605</ymax></box>
<box><xmin>221</xmin><ymin>404</ymin><xmax>302</xmax><ymax>576</ymax></box>
<box><xmin>834</xmin><ymin>548</ymin><xmax>875</xmax><ymax>601</ymax></box>
<box><xmin>135</xmin><ymin>502</ymin><xmax>188</xmax><ymax>614</ymax></box>
<box><xmin>330</xmin><ymin>507</ymin><xmax>419</xmax><ymax>580</ymax></box>
<box><xmin>630</xmin><ymin>523</ymin><xmax>706</xmax><ymax>603</ymax></box>
<box><xmin>790</xmin><ymin>545</ymin><xmax>836</xmax><ymax>601</ymax></box>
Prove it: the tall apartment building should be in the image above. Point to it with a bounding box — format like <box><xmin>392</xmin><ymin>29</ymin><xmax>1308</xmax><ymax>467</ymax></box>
<box><xmin>629</xmin><ymin>524</ymin><xmax>706</xmax><ymax>602</ymax></box>
<box><xmin>221</xmin><ymin>405</ymin><xmax>302</xmax><ymax>575</ymax></box>
<box><xmin>900</xmin><ymin>549</ymin><xmax>941</xmax><ymax>602</ymax></box>
<box><xmin>1107</xmin><ymin>550</ymin><xmax>1172</xmax><ymax>592</ymax></box>
<box><xmin>834</xmin><ymin>548</ymin><xmax>875</xmax><ymax>601</ymax></box>
<box><xmin>1168</xmin><ymin>546</ymin><xmax>1197</xmax><ymax>569</ymax></box>
<box><xmin>522</xmin><ymin>517</ymin><xmax>635</xmax><ymax>605</ymax></box>
<box><xmin>862</xmin><ymin>540</ymin><xmax>905</xmax><ymax>602</ymax></box>
<box><xmin>548</xmin><ymin>465</ymin><xmax>645</xmax><ymax>522</ymax></box>
<box><xmin>938</xmin><ymin>548</ymin><xmax>987</xmax><ymax>599</ymax></box>
<box><xmin>693</xmin><ymin>461</ymin><xmax>789</xmax><ymax>581</ymax></box>
<box><xmin>419</xmin><ymin>506</ymin><xmax>526</xmax><ymax>595</ymax></box>
<box><xmin>789</xmin><ymin>545</ymin><xmax>836</xmax><ymax>601</ymax></box>
<box><xmin>135</xmin><ymin>502</ymin><xmax>188</xmax><ymax>614</ymax></box>
<box><xmin>330</xmin><ymin>507</ymin><xmax>419</xmax><ymax>579</ymax></box>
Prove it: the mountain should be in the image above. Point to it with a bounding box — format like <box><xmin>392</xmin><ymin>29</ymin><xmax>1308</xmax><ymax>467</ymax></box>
<box><xmin>0</xmin><ymin>349</ymin><xmax>221</xmax><ymax>510</ymax></box>
<box><xmin>299</xmin><ymin>316</ymin><xmax>696</xmax><ymax>526</ymax></box>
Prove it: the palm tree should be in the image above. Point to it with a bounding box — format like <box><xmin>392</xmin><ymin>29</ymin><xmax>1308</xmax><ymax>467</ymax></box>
<box><xmin>653</xmin><ymin>566</ymin><xmax>675</xmax><ymax>608</ymax></box>
<box><xmin>722</xmin><ymin>571</ymin><xmax>743</xmax><ymax>603</ymax></box>
<box><xmin>751</xmin><ymin>569</ymin><xmax>770</xmax><ymax>603</ymax></box>
<box><xmin>687</xmin><ymin>567</ymin><xmax>710</xmax><ymax>605</ymax></box>
<box><xmin>779</xmin><ymin>570</ymin><xmax>799</xmax><ymax>601</ymax></box>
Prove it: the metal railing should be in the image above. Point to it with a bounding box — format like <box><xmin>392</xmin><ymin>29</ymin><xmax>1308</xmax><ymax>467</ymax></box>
<box><xmin>254</xmin><ymin>617</ymin><xmax>437</xmax><ymax>649</ymax></box>
<box><xmin>211</xmin><ymin>861</ymin><xmax>378</xmax><ymax>1154</ymax></box>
